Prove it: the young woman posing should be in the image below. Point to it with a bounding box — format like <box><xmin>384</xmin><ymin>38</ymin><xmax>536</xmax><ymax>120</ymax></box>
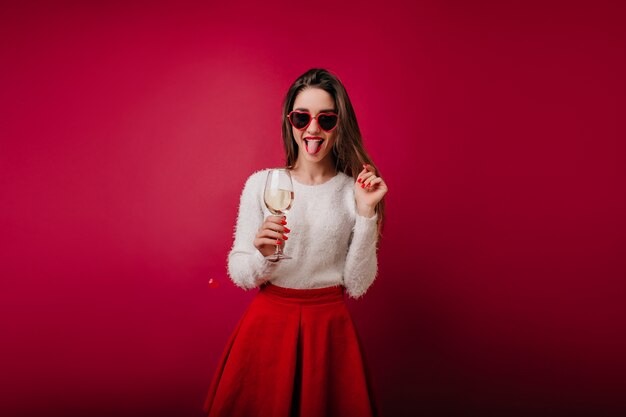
<box><xmin>203</xmin><ymin>68</ymin><xmax>388</xmax><ymax>417</ymax></box>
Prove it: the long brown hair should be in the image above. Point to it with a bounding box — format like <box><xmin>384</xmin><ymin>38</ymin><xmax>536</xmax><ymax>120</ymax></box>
<box><xmin>281</xmin><ymin>68</ymin><xmax>386</xmax><ymax>238</ymax></box>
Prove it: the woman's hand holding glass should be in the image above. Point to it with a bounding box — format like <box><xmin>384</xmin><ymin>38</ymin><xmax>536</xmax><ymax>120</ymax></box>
<box><xmin>254</xmin><ymin>216</ymin><xmax>290</xmax><ymax>259</ymax></box>
<box><xmin>258</xmin><ymin>168</ymin><xmax>294</xmax><ymax>261</ymax></box>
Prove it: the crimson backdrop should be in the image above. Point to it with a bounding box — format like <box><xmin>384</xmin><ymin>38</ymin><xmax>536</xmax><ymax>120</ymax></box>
<box><xmin>1</xmin><ymin>1</ymin><xmax>625</xmax><ymax>416</ymax></box>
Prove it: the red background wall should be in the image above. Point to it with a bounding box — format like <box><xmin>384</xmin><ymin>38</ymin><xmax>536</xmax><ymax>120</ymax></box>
<box><xmin>1</xmin><ymin>1</ymin><xmax>625</xmax><ymax>416</ymax></box>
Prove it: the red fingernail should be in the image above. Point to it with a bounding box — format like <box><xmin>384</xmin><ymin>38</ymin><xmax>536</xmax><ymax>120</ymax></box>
<box><xmin>361</xmin><ymin>183</ymin><xmax>365</xmax><ymax>188</ymax></box>
<box><xmin>283</xmin><ymin>235</ymin><xmax>288</xmax><ymax>240</ymax></box>
<box><xmin>281</xmin><ymin>220</ymin><xmax>287</xmax><ymax>225</ymax></box>
<box><xmin>357</xmin><ymin>178</ymin><xmax>362</xmax><ymax>183</ymax></box>
<box><xmin>284</xmin><ymin>227</ymin><xmax>291</xmax><ymax>233</ymax></box>
<box><xmin>276</xmin><ymin>240</ymin><xmax>282</xmax><ymax>245</ymax></box>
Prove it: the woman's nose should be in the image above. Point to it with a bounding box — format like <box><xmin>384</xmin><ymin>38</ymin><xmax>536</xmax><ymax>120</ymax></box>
<box><xmin>307</xmin><ymin>118</ymin><xmax>321</xmax><ymax>133</ymax></box>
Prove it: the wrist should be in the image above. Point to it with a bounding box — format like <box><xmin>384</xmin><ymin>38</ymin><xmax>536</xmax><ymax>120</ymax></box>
<box><xmin>356</xmin><ymin>204</ymin><xmax>376</xmax><ymax>218</ymax></box>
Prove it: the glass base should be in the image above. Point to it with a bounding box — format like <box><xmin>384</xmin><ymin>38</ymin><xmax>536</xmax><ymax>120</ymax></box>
<box><xmin>265</xmin><ymin>253</ymin><xmax>292</xmax><ymax>261</ymax></box>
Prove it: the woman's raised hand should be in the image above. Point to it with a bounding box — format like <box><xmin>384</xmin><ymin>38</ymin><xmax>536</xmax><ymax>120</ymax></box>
<box><xmin>254</xmin><ymin>216</ymin><xmax>291</xmax><ymax>258</ymax></box>
<box><xmin>355</xmin><ymin>163</ymin><xmax>388</xmax><ymax>217</ymax></box>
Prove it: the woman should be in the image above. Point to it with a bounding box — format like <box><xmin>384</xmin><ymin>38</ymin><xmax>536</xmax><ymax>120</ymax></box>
<box><xmin>203</xmin><ymin>68</ymin><xmax>388</xmax><ymax>417</ymax></box>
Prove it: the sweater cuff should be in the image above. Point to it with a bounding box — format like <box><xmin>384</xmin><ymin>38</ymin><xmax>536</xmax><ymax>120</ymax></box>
<box><xmin>356</xmin><ymin>212</ymin><xmax>378</xmax><ymax>222</ymax></box>
<box><xmin>354</xmin><ymin>212</ymin><xmax>378</xmax><ymax>241</ymax></box>
<box><xmin>251</xmin><ymin>250</ymin><xmax>280</xmax><ymax>281</ymax></box>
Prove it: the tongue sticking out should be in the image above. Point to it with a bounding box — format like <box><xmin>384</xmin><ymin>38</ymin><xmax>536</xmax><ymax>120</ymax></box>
<box><xmin>305</xmin><ymin>139</ymin><xmax>323</xmax><ymax>155</ymax></box>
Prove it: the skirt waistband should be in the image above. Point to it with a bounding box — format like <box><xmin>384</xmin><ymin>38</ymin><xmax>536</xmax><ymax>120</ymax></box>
<box><xmin>259</xmin><ymin>283</ymin><xmax>344</xmax><ymax>305</ymax></box>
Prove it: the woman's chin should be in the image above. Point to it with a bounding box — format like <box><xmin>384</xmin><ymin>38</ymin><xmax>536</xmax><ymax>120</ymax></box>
<box><xmin>302</xmin><ymin>152</ymin><xmax>331</xmax><ymax>163</ymax></box>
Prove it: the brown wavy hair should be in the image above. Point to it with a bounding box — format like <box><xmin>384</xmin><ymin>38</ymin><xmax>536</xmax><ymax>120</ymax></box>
<box><xmin>281</xmin><ymin>68</ymin><xmax>385</xmax><ymax>238</ymax></box>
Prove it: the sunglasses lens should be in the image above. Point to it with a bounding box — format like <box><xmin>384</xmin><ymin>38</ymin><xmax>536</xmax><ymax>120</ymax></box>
<box><xmin>290</xmin><ymin>112</ymin><xmax>311</xmax><ymax>129</ymax></box>
<box><xmin>318</xmin><ymin>114</ymin><xmax>338</xmax><ymax>131</ymax></box>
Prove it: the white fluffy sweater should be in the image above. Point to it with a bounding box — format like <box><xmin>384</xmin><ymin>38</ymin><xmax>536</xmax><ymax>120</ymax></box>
<box><xmin>227</xmin><ymin>169</ymin><xmax>379</xmax><ymax>298</ymax></box>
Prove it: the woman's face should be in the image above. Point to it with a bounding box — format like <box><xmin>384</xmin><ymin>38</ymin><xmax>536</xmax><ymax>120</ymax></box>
<box><xmin>291</xmin><ymin>88</ymin><xmax>337</xmax><ymax>164</ymax></box>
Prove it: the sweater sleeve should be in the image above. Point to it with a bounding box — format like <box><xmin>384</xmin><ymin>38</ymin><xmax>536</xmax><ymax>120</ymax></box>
<box><xmin>343</xmin><ymin>212</ymin><xmax>379</xmax><ymax>298</ymax></box>
<box><xmin>227</xmin><ymin>172</ymin><xmax>279</xmax><ymax>289</ymax></box>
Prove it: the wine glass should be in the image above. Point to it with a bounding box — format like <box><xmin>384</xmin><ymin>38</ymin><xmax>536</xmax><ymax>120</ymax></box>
<box><xmin>263</xmin><ymin>169</ymin><xmax>294</xmax><ymax>261</ymax></box>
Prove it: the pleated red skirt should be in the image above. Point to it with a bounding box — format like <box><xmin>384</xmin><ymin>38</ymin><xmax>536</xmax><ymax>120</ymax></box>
<box><xmin>202</xmin><ymin>283</ymin><xmax>379</xmax><ymax>417</ymax></box>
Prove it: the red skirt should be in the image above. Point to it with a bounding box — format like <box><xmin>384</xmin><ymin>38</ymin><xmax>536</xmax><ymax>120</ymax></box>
<box><xmin>202</xmin><ymin>283</ymin><xmax>380</xmax><ymax>417</ymax></box>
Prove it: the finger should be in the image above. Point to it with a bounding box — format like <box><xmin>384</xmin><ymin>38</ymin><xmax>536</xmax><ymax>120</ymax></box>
<box><xmin>362</xmin><ymin>174</ymin><xmax>377</xmax><ymax>188</ymax></box>
<box><xmin>357</xmin><ymin>172</ymin><xmax>375</xmax><ymax>185</ymax></box>
<box><xmin>356</xmin><ymin>168</ymin><xmax>367</xmax><ymax>183</ymax></box>
<box><xmin>362</xmin><ymin>163</ymin><xmax>376</xmax><ymax>174</ymax></box>
<box><xmin>257</xmin><ymin>229</ymin><xmax>287</xmax><ymax>241</ymax></box>
<box><xmin>362</xmin><ymin>174</ymin><xmax>376</xmax><ymax>185</ymax></box>
<box><xmin>365</xmin><ymin>177</ymin><xmax>383</xmax><ymax>189</ymax></box>
<box><xmin>265</xmin><ymin>215</ymin><xmax>287</xmax><ymax>224</ymax></box>
<box><xmin>256</xmin><ymin>237</ymin><xmax>283</xmax><ymax>247</ymax></box>
<box><xmin>262</xmin><ymin>221</ymin><xmax>289</xmax><ymax>234</ymax></box>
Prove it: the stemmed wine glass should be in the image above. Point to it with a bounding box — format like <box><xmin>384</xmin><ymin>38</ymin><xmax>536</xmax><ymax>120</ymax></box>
<box><xmin>263</xmin><ymin>169</ymin><xmax>294</xmax><ymax>261</ymax></box>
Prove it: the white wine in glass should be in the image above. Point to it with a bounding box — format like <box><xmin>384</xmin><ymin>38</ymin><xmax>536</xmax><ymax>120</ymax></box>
<box><xmin>263</xmin><ymin>169</ymin><xmax>294</xmax><ymax>261</ymax></box>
